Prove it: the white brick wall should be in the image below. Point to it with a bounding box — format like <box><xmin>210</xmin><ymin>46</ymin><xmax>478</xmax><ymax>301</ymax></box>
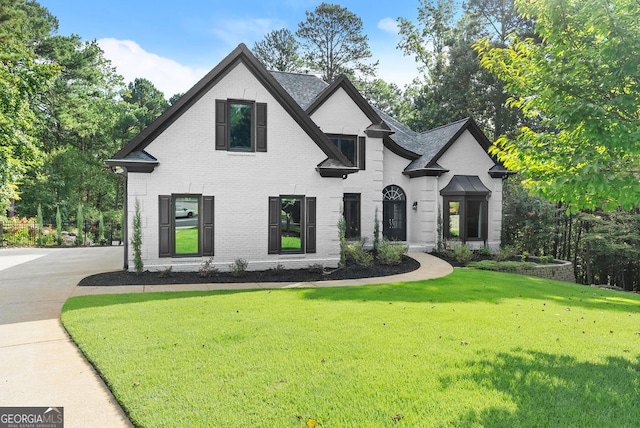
<box><xmin>126</xmin><ymin>63</ymin><xmax>344</xmax><ymax>272</ymax></box>
<box><xmin>124</xmin><ymin>62</ymin><xmax>504</xmax><ymax>272</ymax></box>
<box><xmin>436</xmin><ymin>130</ymin><xmax>503</xmax><ymax>250</ymax></box>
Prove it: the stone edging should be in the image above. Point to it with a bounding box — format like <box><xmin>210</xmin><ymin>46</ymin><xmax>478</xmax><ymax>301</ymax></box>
<box><xmin>513</xmin><ymin>258</ymin><xmax>575</xmax><ymax>283</ymax></box>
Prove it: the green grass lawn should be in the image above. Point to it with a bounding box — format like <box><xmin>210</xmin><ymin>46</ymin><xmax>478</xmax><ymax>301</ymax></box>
<box><xmin>175</xmin><ymin>227</ymin><xmax>198</xmax><ymax>254</ymax></box>
<box><xmin>62</xmin><ymin>270</ymin><xmax>640</xmax><ymax>427</ymax></box>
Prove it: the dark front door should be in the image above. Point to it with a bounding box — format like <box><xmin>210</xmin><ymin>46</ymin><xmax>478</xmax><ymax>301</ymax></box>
<box><xmin>382</xmin><ymin>185</ymin><xmax>406</xmax><ymax>241</ymax></box>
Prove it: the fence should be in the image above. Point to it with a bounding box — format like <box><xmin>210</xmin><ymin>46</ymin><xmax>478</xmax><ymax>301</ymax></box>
<box><xmin>0</xmin><ymin>220</ymin><xmax>122</xmax><ymax>247</ymax></box>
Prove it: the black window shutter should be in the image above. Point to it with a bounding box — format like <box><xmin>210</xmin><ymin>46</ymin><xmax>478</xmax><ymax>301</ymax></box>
<box><xmin>268</xmin><ymin>197</ymin><xmax>280</xmax><ymax>254</ymax></box>
<box><xmin>215</xmin><ymin>100</ymin><xmax>228</xmax><ymax>150</ymax></box>
<box><xmin>305</xmin><ymin>197</ymin><xmax>316</xmax><ymax>254</ymax></box>
<box><xmin>159</xmin><ymin>195</ymin><xmax>171</xmax><ymax>257</ymax></box>
<box><xmin>256</xmin><ymin>103</ymin><xmax>267</xmax><ymax>152</ymax></box>
<box><xmin>202</xmin><ymin>196</ymin><xmax>214</xmax><ymax>256</ymax></box>
<box><xmin>358</xmin><ymin>136</ymin><xmax>366</xmax><ymax>170</ymax></box>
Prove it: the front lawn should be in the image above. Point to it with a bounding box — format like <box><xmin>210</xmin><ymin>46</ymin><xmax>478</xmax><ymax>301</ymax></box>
<box><xmin>62</xmin><ymin>270</ymin><xmax>640</xmax><ymax>427</ymax></box>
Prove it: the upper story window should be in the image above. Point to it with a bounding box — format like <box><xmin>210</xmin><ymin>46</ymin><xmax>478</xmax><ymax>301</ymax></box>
<box><xmin>215</xmin><ymin>99</ymin><xmax>267</xmax><ymax>152</ymax></box>
<box><xmin>328</xmin><ymin>134</ymin><xmax>366</xmax><ymax>169</ymax></box>
<box><xmin>229</xmin><ymin>102</ymin><xmax>253</xmax><ymax>150</ymax></box>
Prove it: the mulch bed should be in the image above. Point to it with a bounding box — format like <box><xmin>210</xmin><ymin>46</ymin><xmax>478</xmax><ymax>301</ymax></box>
<box><xmin>78</xmin><ymin>255</ymin><xmax>421</xmax><ymax>286</ymax></box>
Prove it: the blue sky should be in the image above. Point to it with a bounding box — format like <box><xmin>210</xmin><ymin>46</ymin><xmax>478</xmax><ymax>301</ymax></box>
<box><xmin>38</xmin><ymin>0</ymin><xmax>423</xmax><ymax>98</ymax></box>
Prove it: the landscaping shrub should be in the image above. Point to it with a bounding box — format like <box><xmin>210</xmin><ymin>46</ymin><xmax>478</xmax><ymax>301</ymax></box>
<box><xmin>158</xmin><ymin>266</ymin><xmax>173</xmax><ymax>278</ymax></box>
<box><xmin>338</xmin><ymin>216</ymin><xmax>347</xmax><ymax>268</ymax></box>
<box><xmin>132</xmin><ymin>200</ymin><xmax>143</xmax><ymax>275</ymax></box>
<box><xmin>495</xmin><ymin>245</ymin><xmax>516</xmax><ymax>262</ymax></box>
<box><xmin>76</xmin><ymin>204</ymin><xmax>84</xmax><ymax>246</ymax></box>
<box><xmin>55</xmin><ymin>206</ymin><xmax>63</xmax><ymax>245</ymax></box>
<box><xmin>468</xmin><ymin>260</ymin><xmax>537</xmax><ymax>272</ymax></box>
<box><xmin>345</xmin><ymin>241</ymin><xmax>374</xmax><ymax>267</ymax></box>
<box><xmin>376</xmin><ymin>240</ymin><xmax>408</xmax><ymax>265</ymax></box>
<box><xmin>451</xmin><ymin>243</ymin><xmax>473</xmax><ymax>265</ymax></box>
<box><xmin>198</xmin><ymin>257</ymin><xmax>219</xmax><ymax>278</ymax></box>
<box><xmin>229</xmin><ymin>258</ymin><xmax>248</xmax><ymax>277</ymax></box>
<box><xmin>539</xmin><ymin>255</ymin><xmax>554</xmax><ymax>264</ymax></box>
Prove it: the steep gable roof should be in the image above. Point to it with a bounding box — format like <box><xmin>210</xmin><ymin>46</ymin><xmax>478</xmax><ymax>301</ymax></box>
<box><xmin>403</xmin><ymin>118</ymin><xmax>494</xmax><ymax>177</ymax></box>
<box><xmin>106</xmin><ymin>44</ymin><xmax>354</xmax><ymax>172</ymax></box>
<box><xmin>271</xmin><ymin>71</ymin><xmax>502</xmax><ymax>177</ymax></box>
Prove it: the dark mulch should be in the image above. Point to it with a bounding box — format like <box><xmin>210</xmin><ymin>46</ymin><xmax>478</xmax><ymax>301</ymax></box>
<box><xmin>78</xmin><ymin>255</ymin><xmax>421</xmax><ymax>286</ymax></box>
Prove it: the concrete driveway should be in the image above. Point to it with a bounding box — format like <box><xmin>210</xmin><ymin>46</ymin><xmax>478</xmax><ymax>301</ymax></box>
<box><xmin>0</xmin><ymin>246</ymin><xmax>132</xmax><ymax>428</ymax></box>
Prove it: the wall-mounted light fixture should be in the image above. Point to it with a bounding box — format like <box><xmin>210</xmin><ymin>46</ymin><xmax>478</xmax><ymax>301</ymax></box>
<box><xmin>412</xmin><ymin>201</ymin><xmax>418</xmax><ymax>210</ymax></box>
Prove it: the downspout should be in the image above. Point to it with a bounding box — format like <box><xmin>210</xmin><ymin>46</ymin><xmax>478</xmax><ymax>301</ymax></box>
<box><xmin>113</xmin><ymin>166</ymin><xmax>128</xmax><ymax>270</ymax></box>
<box><xmin>435</xmin><ymin>175</ymin><xmax>440</xmax><ymax>249</ymax></box>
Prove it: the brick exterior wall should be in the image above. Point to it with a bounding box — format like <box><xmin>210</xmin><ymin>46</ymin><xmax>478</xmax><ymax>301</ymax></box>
<box><xmin>124</xmin><ymin>61</ymin><xmax>506</xmax><ymax>272</ymax></box>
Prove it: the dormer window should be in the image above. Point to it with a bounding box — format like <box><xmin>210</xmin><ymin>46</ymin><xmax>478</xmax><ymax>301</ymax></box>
<box><xmin>328</xmin><ymin>134</ymin><xmax>366</xmax><ymax>169</ymax></box>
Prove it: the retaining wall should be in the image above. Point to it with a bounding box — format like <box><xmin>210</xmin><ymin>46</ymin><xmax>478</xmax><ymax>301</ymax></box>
<box><xmin>514</xmin><ymin>259</ymin><xmax>575</xmax><ymax>283</ymax></box>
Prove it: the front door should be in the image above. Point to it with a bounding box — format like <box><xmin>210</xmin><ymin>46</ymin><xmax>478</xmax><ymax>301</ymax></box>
<box><xmin>382</xmin><ymin>185</ymin><xmax>406</xmax><ymax>241</ymax></box>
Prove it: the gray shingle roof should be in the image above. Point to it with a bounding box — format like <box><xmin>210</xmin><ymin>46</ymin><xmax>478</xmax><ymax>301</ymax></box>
<box><xmin>270</xmin><ymin>71</ymin><xmax>493</xmax><ymax>175</ymax></box>
<box><xmin>270</xmin><ymin>71</ymin><xmax>328</xmax><ymax>110</ymax></box>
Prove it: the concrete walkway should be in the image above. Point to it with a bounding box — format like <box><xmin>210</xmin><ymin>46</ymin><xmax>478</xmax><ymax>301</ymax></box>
<box><xmin>0</xmin><ymin>247</ymin><xmax>132</xmax><ymax>428</ymax></box>
<box><xmin>1</xmin><ymin>247</ymin><xmax>452</xmax><ymax>427</ymax></box>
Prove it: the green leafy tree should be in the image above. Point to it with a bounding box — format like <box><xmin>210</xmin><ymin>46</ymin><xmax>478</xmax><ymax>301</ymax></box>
<box><xmin>296</xmin><ymin>2</ymin><xmax>378</xmax><ymax>83</ymax></box>
<box><xmin>476</xmin><ymin>0</ymin><xmax>640</xmax><ymax>210</ymax></box>
<box><xmin>397</xmin><ymin>0</ymin><xmax>531</xmax><ymax>137</ymax></box>
<box><xmin>253</xmin><ymin>28</ymin><xmax>303</xmax><ymax>72</ymax></box>
<box><xmin>119</xmin><ymin>78</ymin><xmax>169</xmax><ymax>136</ymax></box>
<box><xmin>0</xmin><ymin>0</ymin><xmax>59</xmax><ymax>213</ymax></box>
<box><xmin>360</xmin><ymin>79</ymin><xmax>404</xmax><ymax>117</ymax></box>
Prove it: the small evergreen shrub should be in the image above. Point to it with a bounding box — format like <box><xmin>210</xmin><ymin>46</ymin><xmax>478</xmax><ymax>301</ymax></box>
<box><xmin>132</xmin><ymin>199</ymin><xmax>143</xmax><ymax>275</ymax></box>
<box><xmin>376</xmin><ymin>240</ymin><xmax>408</xmax><ymax>265</ymax></box>
<box><xmin>55</xmin><ymin>206</ymin><xmax>62</xmax><ymax>245</ymax></box>
<box><xmin>338</xmin><ymin>216</ymin><xmax>347</xmax><ymax>268</ymax></box>
<box><xmin>198</xmin><ymin>257</ymin><xmax>218</xmax><ymax>277</ymax></box>
<box><xmin>373</xmin><ymin>207</ymin><xmax>380</xmax><ymax>251</ymax></box>
<box><xmin>495</xmin><ymin>245</ymin><xmax>516</xmax><ymax>262</ymax></box>
<box><xmin>158</xmin><ymin>266</ymin><xmax>173</xmax><ymax>278</ymax></box>
<box><xmin>468</xmin><ymin>260</ymin><xmax>537</xmax><ymax>272</ymax></box>
<box><xmin>451</xmin><ymin>243</ymin><xmax>473</xmax><ymax>266</ymax></box>
<box><xmin>76</xmin><ymin>204</ymin><xmax>84</xmax><ymax>246</ymax></box>
<box><xmin>539</xmin><ymin>255</ymin><xmax>554</xmax><ymax>264</ymax></box>
<box><xmin>271</xmin><ymin>264</ymin><xmax>285</xmax><ymax>275</ymax></box>
<box><xmin>345</xmin><ymin>241</ymin><xmax>374</xmax><ymax>267</ymax></box>
<box><xmin>229</xmin><ymin>258</ymin><xmax>248</xmax><ymax>277</ymax></box>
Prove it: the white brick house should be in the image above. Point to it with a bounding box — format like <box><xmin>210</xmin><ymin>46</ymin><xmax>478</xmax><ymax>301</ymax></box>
<box><xmin>107</xmin><ymin>44</ymin><xmax>510</xmax><ymax>272</ymax></box>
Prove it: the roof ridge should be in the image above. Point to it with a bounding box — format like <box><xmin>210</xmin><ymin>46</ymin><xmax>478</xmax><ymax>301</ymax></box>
<box><xmin>418</xmin><ymin>117</ymin><xmax>470</xmax><ymax>135</ymax></box>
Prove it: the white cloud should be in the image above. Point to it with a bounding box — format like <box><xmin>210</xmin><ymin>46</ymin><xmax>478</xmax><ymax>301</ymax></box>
<box><xmin>210</xmin><ymin>18</ymin><xmax>285</xmax><ymax>47</ymax></box>
<box><xmin>377</xmin><ymin>17</ymin><xmax>399</xmax><ymax>34</ymax></box>
<box><xmin>98</xmin><ymin>38</ymin><xmax>209</xmax><ymax>98</ymax></box>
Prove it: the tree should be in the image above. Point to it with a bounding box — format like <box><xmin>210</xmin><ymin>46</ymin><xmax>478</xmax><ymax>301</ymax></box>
<box><xmin>360</xmin><ymin>79</ymin><xmax>404</xmax><ymax>117</ymax></box>
<box><xmin>18</xmin><ymin>32</ymin><xmax>125</xmax><ymax>225</ymax></box>
<box><xmin>397</xmin><ymin>0</ymin><xmax>531</xmax><ymax>137</ymax></box>
<box><xmin>252</xmin><ymin>29</ymin><xmax>303</xmax><ymax>72</ymax></box>
<box><xmin>296</xmin><ymin>3</ymin><xmax>377</xmax><ymax>83</ymax></box>
<box><xmin>0</xmin><ymin>0</ymin><xmax>59</xmax><ymax>214</ymax></box>
<box><xmin>118</xmin><ymin>78</ymin><xmax>168</xmax><ymax>138</ymax></box>
<box><xmin>476</xmin><ymin>0</ymin><xmax>640</xmax><ymax>210</ymax></box>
